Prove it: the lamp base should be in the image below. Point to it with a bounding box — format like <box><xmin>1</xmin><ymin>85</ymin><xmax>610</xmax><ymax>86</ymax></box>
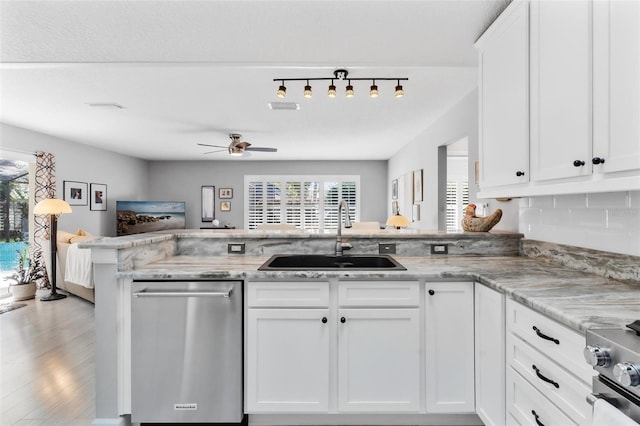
<box><xmin>41</xmin><ymin>292</ymin><xmax>67</xmax><ymax>302</ymax></box>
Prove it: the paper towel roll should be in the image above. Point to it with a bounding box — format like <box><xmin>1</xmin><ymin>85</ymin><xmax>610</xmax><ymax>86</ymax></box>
<box><xmin>593</xmin><ymin>399</ymin><xmax>640</xmax><ymax>426</ymax></box>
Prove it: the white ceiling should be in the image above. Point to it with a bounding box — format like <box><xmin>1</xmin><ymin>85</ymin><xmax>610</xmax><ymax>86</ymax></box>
<box><xmin>0</xmin><ymin>0</ymin><xmax>510</xmax><ymax>161</ymax></box>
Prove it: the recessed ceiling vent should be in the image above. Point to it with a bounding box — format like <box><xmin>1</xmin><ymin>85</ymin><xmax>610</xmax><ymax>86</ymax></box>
<box><xmin>87</xmin><ymin>102</ymin><xmax>125</xmax><ymax>109</ymax></box>
<box><xmin>268</xmin><ymin>102</ymin><xmax>300</xmax><ymax>111</ymax></box>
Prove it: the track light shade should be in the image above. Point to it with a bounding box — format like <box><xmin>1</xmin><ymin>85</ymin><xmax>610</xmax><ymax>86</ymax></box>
<box><xmin>370</xmin><ymin>83</ymin><xmax>379</xmax><ymax>98</ymax></box>
<box><xmin>345</xmin><ymin>83</ymin><xmax>354</xmax><ymax>98</ymax></box>
<box><xmin>304</xmin><ymin>83</ymin><xmax>312</xmax><ymax>98</ymax></box>
<box><xmin>277</xmin><ymin>85</ymin><xmax>287</xmax><ymax>98</ymax></box>
<box><xmin>395</xmin><ymin>84</ymin><xmax>404</xmax><ymax>98</ymax></box>
<box><xmin>328</xmin><ymin>83</ymin><xmax>337</xmax><ymax>98</ymax></box>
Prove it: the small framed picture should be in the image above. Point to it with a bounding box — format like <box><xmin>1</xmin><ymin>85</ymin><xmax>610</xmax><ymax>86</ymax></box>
<box><xmin>412</xmin><ymin>203</ymin><xmax>420</xmax><ymax>222</ymax></box>
<box><xmin>219</xmin><ymin>188</ymin><xmax>233</xmax><ymax>199</ymax></box>
<box><xmin>90</xmin><ymin>183</ymin><xmax>107</xmax><ymax>211</ymax></box>
<box><xmin>220</xmin><ymin>201</ymin><xmax>231</xmax><ymax>212</ymax></box>
<box><xmin>392</xmin><ymin>179</ymin><xmax>398</xmax><ymax>200</ymax></box>
<box><xmin>64</xmin><ymin>181</ymin><xmax>88</xmax><ymax>206</ymax></box>
<box><xmin>392</xmin><ymin>200</ymin><xmax>399</xmax><ymax>215</ymax></box>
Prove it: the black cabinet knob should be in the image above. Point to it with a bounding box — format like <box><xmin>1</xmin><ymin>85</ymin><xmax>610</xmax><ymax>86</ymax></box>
<box><xmin>592</xmin><ymin>157</ymin><xmax>606</xmax><ymax>165</ymax></box>
<box><xmin>340</xmin><ymin>316</ymin><xmax>346</xmax><ymax>323</ymax></box>
<box><xmin>516</xmin><ymin>171</ymin><xmax>525</xmax><ymax>177</ymax></box>
<box><xmin>322</xmin><ymin>317</ymin><xmax>327</xmax><ymax>324</ymax></box>
<box><xmin>428</xmin><ymin>289</ymin><xmax>435</xmax><ymax>296</ymax></box>
<box><xmin>573</xmin><ymin>160</ymin><xmax>585</xmax><ymax>167</ymax></box>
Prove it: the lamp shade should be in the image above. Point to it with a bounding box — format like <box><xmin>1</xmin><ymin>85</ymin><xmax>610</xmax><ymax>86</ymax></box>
<box><xmin>33</xmin><ymin>198</ymin><xmax>72</xmax><ymax>215</ymax></box>
<box><xmin>386</xmin><ymin>214</ymin><xmax>410</xmax><ymax>229</ymax></box>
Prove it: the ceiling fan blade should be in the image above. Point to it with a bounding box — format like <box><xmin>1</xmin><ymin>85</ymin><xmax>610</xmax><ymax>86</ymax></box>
<box><xmin>202</xmin><ymin>149</ymin><xmax>227</xmax><ymax>155</ymax></box>
<box><xmin>198</xmin><ymin>143</ymin><xmax>228</xmax><ymax>149</ymax></box>
<box><xmin>245</xmin><ymin>147</ymin><xmax>278</xmax><ymax>152</ymax></box>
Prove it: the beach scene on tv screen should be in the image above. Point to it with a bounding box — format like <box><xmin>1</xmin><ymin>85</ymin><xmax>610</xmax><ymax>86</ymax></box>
<box><xmin>117</xmin><ymin>201</ymin><xmax>186</xmax><ymax>236</ymax></box>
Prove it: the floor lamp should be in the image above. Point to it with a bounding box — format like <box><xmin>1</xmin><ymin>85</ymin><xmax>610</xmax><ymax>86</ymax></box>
<box><xmin>33</xmin><ymin>198</ymin><xmax>72</xmax><ymax>301</ymax></box>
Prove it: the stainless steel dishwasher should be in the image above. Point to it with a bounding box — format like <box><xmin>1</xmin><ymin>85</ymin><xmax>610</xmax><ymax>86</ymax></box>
<box><xmin>131</xmin><ymin>280</ymin><xmax>243</xmax><ymax>424</ymax></box>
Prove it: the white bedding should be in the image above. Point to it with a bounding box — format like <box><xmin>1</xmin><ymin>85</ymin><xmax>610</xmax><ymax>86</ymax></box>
<box><xmin>64</xmin><ymin>243</ymin><xmax>94</xmax><ymax>288</ymax></box>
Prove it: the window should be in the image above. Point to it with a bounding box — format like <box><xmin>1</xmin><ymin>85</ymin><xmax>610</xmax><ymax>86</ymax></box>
<box><xmin>245</xmin><ymin>175</ymin><xmax>360</xmax><ymax>232</ymax></box>
<box><xmin>446</xmin><ymin>181</ymin><xmax>469</xmax><ymax>232</ymax></box>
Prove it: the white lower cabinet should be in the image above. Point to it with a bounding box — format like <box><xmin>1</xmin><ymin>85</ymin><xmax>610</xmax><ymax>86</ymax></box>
<box><xmin>246</xmin><ymin>308</ymin><xmax>330</xmax><ymax>412</ymax></box>
<box><xmin>506</xmin><ymin>299</ymin><xmax>593</xmax><ymax>425</ymax></box>
<box><xmin>475</xmin><ymin>283</ymin><xmax>506</xmax><ymax>426</ymax></box>
<box><xmin>338</xmin><ymin>308</ymin><xmax>420</xmax><ymax>412</ymax></box>
<box><xmin>425</xmin><ymin>282</ymin><xmax>475</xmax><ymax>413</ymax></box>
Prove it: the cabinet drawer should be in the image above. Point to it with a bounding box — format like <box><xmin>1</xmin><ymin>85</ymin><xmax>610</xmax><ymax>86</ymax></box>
<box><xmin>338</xmin><ymin>281</ymin><xmax>419</xmax><ymax>307</ymax></box>
<box><xmin>248</xmin><ymin>282</ymin><xmax>329</xmax><ymax>307</ymax></box>
<box><xmin>506</xmin><ymin>299</ymin><xmax>592</xmax><ymax>384</ymax></box>
<box><xmin>507</xmin><ymin>332</ymin><xmax>592</xmax><ymax>424</ymax></box>
<box><xmin>507</xmin><ymin>367</ymin><xmax>577</xmax><ymax>426</ymax></box>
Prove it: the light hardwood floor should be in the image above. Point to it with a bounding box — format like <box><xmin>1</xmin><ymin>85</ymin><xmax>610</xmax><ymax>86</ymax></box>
<box><xmin>1</xmin><ymin>290</ymin><xmax>95</xmax><ymax>425</ymax></box>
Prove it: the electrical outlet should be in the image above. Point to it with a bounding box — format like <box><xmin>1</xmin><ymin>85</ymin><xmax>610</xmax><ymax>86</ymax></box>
<box><xmin>227</xmin><ymin>243</ymin><xmax>245</xmax><ymax>254</ymax></box>
<box><xmin>379</xmin><ymin>243</ymin><xmax>396</xmax><ymax>254</ymax></box>
<box><xmin>430</xmin><ymin>244</ymin><xmax>448</xmax><ymax>255</ymax></box>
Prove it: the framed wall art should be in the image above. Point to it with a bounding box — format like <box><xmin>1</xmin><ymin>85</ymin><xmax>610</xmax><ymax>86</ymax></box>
<box><xmin>392</xmin><ymin>179</ymin><xmax>398</xmax><ymax>200</ymax></box>
<box><xmin>63</xmin><ymin>181</ymin><xmax>88</xmax><ymax>206</ymax></box>
<box><xmin>219</xmin><ymin>188</ymin><xmax>233</xmax><ymax>199</ymax></box>
<box><xmin>90</xmin><ymin>183</ymin><xmax>107</xmax><ymax>211</ymax></box>
<box><xmin>201</xmin><ymin>185</ymin><xmax>215</xmax><ymax>222</ymax></box>
<box><xmin>220</xmin><ymin>201</ymin><xmax>231</xmax><ymax>212</ymax></box>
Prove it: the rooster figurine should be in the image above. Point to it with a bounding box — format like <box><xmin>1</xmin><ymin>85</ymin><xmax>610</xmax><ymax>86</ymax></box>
<box><xmin>461</xmin><ymin>203</ymin><xmax>502</xmax><ymax>232</ymax></box>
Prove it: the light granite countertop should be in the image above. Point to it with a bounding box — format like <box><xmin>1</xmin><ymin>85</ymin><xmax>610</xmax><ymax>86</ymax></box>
<box><xmin>122</xmin><ymin>254</ymin><xmax>640</xmax><ymax>334</ymax></box>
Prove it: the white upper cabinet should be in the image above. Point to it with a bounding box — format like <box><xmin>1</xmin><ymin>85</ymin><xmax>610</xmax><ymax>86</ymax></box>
<box><xmin>476</xmin><ymin>0</ymin><xmax>529</xmax><ymax>188</ymax></box>
<box><xmin>530</xmin><ymin>0</ymin><xmax>592</xmax><ymax>182</ymax></box>
<box><xmin>593</xmin><ymin>0</ymin><xmax>640</xmax><ymax>175</ymax></box>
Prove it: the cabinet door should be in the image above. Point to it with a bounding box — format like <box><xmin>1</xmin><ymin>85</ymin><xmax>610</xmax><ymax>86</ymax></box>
<box><xmin>593</xmin><ymin>0</ymin><xmax>640</xmax><ymax>174</ymax></box>
<box><xmin>338</xmin><ymin>308</ymin><xmax>420</xmax><ymax>412</ymax></box>
<box><xmin>530</xmin><ymin>0</ymin><xmax>592</xmax><ymax>181</ymax></box>
<box><xmin>477</xmin><ymin>0</ymin><xmax>530</xmax><ymax>188</ymax></box>
<box><xmin>475</xmin><ymin>284</ymin><xmax>506</xmax><ymax>426</ymax></box>
<box><xmin>246</xmin><ymin>309</ymin><xmax>330</xmax><ymax>412</ymax></box>
<box><xmin>425</xmin><ymin>282</ymin><xmax>475</xmax><ymax>413</ymax></box>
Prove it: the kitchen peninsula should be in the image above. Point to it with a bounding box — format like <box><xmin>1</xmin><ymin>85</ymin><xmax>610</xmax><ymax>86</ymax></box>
<box><xmin>82</xmin><ymin>229</ymin><xmax>640</xmax><ymax>426</ymax></box>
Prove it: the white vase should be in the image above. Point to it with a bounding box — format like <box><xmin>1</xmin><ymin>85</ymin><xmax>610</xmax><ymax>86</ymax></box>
<box><xmin>11</xmin><ymin>282</ymin><xmax>37</xmax><ymax>301</ymax></box>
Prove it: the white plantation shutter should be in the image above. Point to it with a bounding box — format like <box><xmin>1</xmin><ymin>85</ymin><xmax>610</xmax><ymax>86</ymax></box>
<box><xmin>245</xmin><ymin>176</ymin><xmax>360</xmax><ymax>232</ymax></box>
<box><xmin>446</xmin><ymin>180</ymin><xmax>470</xmax><ymax>231</ymax></box>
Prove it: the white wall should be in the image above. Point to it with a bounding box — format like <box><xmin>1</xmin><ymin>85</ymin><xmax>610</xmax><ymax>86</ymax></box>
<box><xmin>388</xmin><ymin>89</ymin><xmax>520</xmax><ymax>231</ymax></box>
<box><xmin>520</xmin><ymin>191</ymin><xmax>640</xmax><ymax>256</ymax></box>
<box><xmin>1</xmin><ymin>123</ymin><xmax>149</xmax><ymax>236</ymax></box>
<box><xmin>147</xmin><ymin>160</ymin><xmax>388</xmax><ymax>229</ymax></box>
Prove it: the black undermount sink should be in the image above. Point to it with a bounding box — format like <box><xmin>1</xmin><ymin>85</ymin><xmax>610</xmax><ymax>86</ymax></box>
<box><xmin>258</xmin><ymin>254</ymin><xmax>406</xmax><ymax>271</ymax></box>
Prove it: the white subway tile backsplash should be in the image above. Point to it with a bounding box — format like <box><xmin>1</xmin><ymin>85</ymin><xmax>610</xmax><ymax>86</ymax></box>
<box><xmin>541</xmin><ymin>209</ymin><xmax>571</xmax><ymax>226</ymax></box>
<box><xmin>518</xmin><ymin>197</ymin><xmax>531</xmax><ymax>208</ymax></box>
<box><xmin>630</xmin><ymin>191</ymin><xmax>640</xmax><ymax>209</ymax></box>
<box><xmin>529</xmin><ymin>195</ymin><xmax>555</xmax><ymax>208</ymax></box>
<box><xmin>587</xmin><ymin>192</ymin><xmax>629</xmax><ymax>209</ymax></box>
<box><xmin>571</xmin><ymin>208</ymin><xmax>607</xmax><ymax>228</ymax></box>
<box><xmin>554</xmin><ymin>193</ymin><xmax>587</xmax><ymax>209</ymax></box>
<box><xmin>519</xmin><ymin>191</ymin><xmax>639</xmax><ymax>256</ymax></box>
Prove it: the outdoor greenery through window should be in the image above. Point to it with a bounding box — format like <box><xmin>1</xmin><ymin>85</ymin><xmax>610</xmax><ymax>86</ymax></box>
<box><xmin>245</xmin><ymin>175</ymin><xmax>360</xmax><ymax>232</ymax></box>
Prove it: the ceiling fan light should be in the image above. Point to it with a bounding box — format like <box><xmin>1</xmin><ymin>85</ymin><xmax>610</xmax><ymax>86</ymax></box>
<box><xmin>328</xmin><ymin>83</ymin><xmax>337</xmax><ymax>98</ymax></box>
<box><xmin>369</xmin><ymin>83</ymin><xmax>379</xmax><ymax>98</ymax></box>
<box><xmin>345</xmin><ymin>83</ymin><xmax>354</xmax><ymax>98</ymax></box>
<box><xmin>395</xmin><ymin>84</ymin><xmax>404</xmax><ymax>98</ymax></box>
<box><xmin>277</xmin><ymin>85</ymin><xmax>287</xmax><ymax>98</ymax></box>
<box><xmin>229</xmin><ymin>148</ymin><xmax>244</xmax><ymax>156</ymax></box>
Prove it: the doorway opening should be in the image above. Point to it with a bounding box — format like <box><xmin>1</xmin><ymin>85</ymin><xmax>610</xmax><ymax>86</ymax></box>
<box><xmin>437</xmin><ymin>137</ymin><xmax>469</xmax><ymax>231</ymax></box>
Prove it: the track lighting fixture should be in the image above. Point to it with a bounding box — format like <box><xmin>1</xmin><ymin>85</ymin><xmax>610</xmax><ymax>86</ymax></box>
<box><xmin>273</xmin><ymin>69</ymin><xmax>407</xmax><ymax>99</ymax></box>
<box><xmin>277</xmin><ymin>80</ymin><xmax>286</xmax><ymax>99</ymax></box>
<box><xmin>328</xmin><ymin>80</ymin><xmax>337</xmax><ymax>98</ymax></box>
<box><xmin>370</xmin><ymin>80</ymin><xmax>379</xmax><ymax>98</ymax></box>
<box><xmin>303</xmin><ymin>80</ymin><xmax>313</xmax><ymax>98</ymax></box>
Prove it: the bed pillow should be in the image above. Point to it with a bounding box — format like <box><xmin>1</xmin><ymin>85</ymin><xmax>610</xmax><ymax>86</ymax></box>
<box><xmin>57</xmin><ymin>230</ymin><xmax>76</xmax><ymax>243</ymax></box>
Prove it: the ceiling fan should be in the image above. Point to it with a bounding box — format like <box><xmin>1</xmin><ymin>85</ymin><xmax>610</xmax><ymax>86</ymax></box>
<box><xmin>198</xmin><ymin>133</ymin><xmax>278</xmax><ymax>157</ymax></box>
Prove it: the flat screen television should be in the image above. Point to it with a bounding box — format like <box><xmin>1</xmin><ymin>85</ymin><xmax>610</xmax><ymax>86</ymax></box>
<box><xmin>116</xmin><ymin>201</ymin><xmax>186</xmax><ymax>236</ymax></box>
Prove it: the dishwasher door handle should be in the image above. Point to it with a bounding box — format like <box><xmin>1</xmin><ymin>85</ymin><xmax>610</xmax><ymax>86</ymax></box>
<box><xmin>133</xmin><ymin>289</ymin><xmax>232</xmax><ymax>298</ymax></box>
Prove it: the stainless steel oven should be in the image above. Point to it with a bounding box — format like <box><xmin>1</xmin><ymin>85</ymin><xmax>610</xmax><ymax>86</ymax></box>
<box><xmin>585</xmin><ymin>322</ymin><xmax>640</xmax><ymax>424</ymax></box>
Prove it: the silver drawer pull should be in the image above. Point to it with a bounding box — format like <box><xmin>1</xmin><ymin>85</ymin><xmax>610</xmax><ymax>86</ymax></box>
<box><xmin>133</xmin><ymin>290</ymin><xmax>232</xmax><ymax>298</ymax></box>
